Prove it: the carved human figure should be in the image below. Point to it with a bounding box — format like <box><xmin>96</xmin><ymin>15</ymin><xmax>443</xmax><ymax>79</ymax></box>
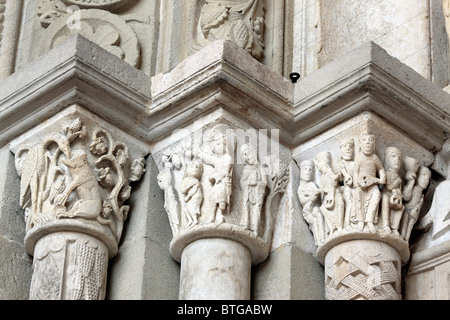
<box><xmin>401</xmin><ymin>166</ymin><xmax>431</xmax><ymax>242</ymax></box>
<box><xmin>240</xmin><ymin>144</ymin><xmax>267</xmax><ymax>234</ymax></box>
<box><xmin>353</xmin><ymin>133</ymin><xmax>386</xmax><ymax>232</ymax></box>
<box><xmin>297</xmin><ymin>160</ymin><xmax>325</xmax><ymax>245</ymax></box>
<box><xmin>194</xmin><ymin>127</ymin><xmax>233</xmax><ymax>225</ymax></box>
<box><xmin>338</xmin><ymin>138</ymin><xmax>355</xmax><ymax>229</ymax></box>
<box><xmin>380</xmin><ymin>147</ymin><xmax>404</xmax><ymax>235</ymax></box>
<box><xmin>181</xmin><ymin>161</ymin><xmax>204</xmax><ymax>228</ymax></box>
<box><xmin>316</xmin><ymin>151</ymin><xmax>345</xmax><ymax>236</ymax></box>
<box><xmin>157</xmin><ymin>169</ymin><xmax>181</xmax><ymax>234</ymax></box>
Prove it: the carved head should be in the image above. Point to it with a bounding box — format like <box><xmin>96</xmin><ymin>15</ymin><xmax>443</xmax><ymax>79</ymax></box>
<box><xmin>185</xmin><ymin>161</ymin><xmax>203</xmax><ymax>179</ymax></box>
<box><xmin>340</xmin><ymin>138</ymin><xmax>355</xmax><ymax>161</ymax></box>
<box><xmin>315</xmin><ymin>151</ymin><xmax>332</xmax><ymax>173</ymax></box>
<box><xmin>385</xmin><ymin>147</ymin><xmax>402</xmax><ymax>172</ymax></box>
<box><xmin>404</xmin><ymin>156</ymin><xmax>419</xmax><ymax>173</ymax></box>
<box><xmin>208</xmin><ymin>129</ymin><xmax>227</xmax><ymax>155</ymax></box>
<box><xmin>241</xmin><ymin>144</ymin><xmax>258</xmax><ymax>165</ymax></box>
<box><xmin>300</xmin><ymin>160</ymin><xmax>315</xmax><ymax>182</ymax></box>
<box><xmin>417</xmin><ymin>166</ymin><xmax>431</xmax><ymax>189</ymax></box>
<box><xmin>359</xmin><ymin>133</ymin><xmax>376</xmax><ymax>155</ymax></box>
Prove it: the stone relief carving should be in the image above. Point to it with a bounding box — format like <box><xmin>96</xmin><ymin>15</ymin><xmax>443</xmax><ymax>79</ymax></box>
<box><xmin>325</xmin><ymin>249</ymin><xmax>401</xmax><ymax>300</ymax></box>
<box><xmin>29</xmin><ymin>233</ymin><xmax>108</xmax><ymax>300</ymax></box>
<box><xmin>417</xmin><ymin>139</ymin><xmax>450</xmax><ymax>239</ymax></box>
<box><xmin>157</xmin><ymin>124</ymin><xmax>289</xmax><ymax>262</ymax></box>
<box><xmin>338</xmin><ymin>138</ymin><xmax>355</xmax><ymax>230</ymax></box>
<box><xmin>316</xmin><ymin>151</ymin><xmax>345</xmax><ymax>237</ymax></box>
<box><xmin>297</xmin><ymin>133</ymin><xmax>431</xmax><ymax>247</ymax></box>
<box><xmin>194</xmin><ymin>0</ymin><xmax>265</xmax><ymax>61</ymax></box>
<box><xmin>298</xmin><ymin>160</ymin><xmax>325</xmax><ymax>246</ymax></box>
<box><xmin>60</xmin><ymin>0</ymin><xmax>137</xmax><ymax>10</ymax></box>
<box><xmin>37</xmin><ymin>0</ymin><xmax>141</xmax><ymax>67</ymax></box>
<box><xmin>240</xmin><ymin>144</ymin><xmax>267</xmax><ymax>234</ymax></box>
<box><xmin>14</xmin><ymin>118</ymin><xmax>145</xmax><ymax>242</ymax></box>
<box><xmin>353</xmin><ymin>133</ymin><xmax>386</xmax><ymax>233</ymax></box>
<box><xmin>193</xmin><ymin>125</ymin><xmax>234</xmax><ymax>225</ymax></box>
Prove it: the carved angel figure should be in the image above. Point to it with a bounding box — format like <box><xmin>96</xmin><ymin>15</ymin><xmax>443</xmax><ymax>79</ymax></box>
<box><xmin>199</xmin><ymin>0</ymin><xmax>265</xmax><ymax>60</ymax></box>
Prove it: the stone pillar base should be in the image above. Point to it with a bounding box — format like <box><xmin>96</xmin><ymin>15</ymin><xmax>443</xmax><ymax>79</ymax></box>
<box><xmin>179</xmin><ymin>238</ymin><xmax>251</xmax><ymax>300</ymax></box>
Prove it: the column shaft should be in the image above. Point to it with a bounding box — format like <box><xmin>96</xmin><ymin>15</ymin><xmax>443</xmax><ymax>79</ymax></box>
<box><xmin>179</xmin><ymin>238</ymin><xmax>251</xmax><ymax>300</ymax></box>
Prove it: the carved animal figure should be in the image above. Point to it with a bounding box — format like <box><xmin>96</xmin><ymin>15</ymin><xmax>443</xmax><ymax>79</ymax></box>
<box><xmin>56</xmin><ymin>151</ymin><xmax>102</xmax><ymax>220</ymax></box>
<box><xmin>16</xmin><ymin>132</ymin><xmax>72</xmax><ymax>229</ymax></box>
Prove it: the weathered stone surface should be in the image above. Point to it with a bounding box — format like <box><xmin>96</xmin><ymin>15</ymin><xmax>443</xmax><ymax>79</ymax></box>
<box><xmin>1</xmin><ymin>2</ymin><xmax>450</xmax><ymax>301</ymax></box>
<box><xmin>179</xmin><ymin>238</ymin><xmax>251</xmax><ymax>300</ymax></box>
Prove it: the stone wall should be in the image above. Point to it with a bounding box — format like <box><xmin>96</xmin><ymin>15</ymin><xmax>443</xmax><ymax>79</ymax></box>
<box><xmin>0</xmin><ymin>0</ymin><xmax>449</xmax><ymax>300</ymax></box>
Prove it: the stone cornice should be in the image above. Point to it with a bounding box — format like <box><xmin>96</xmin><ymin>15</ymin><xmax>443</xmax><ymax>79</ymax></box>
<box><xmin>0</xmin><ymin>35</ymin><xmax>152</xmax><ymax>149</ymax></box>
<box><xmin>0</xmin><ymin>35</ymin><xmax>448</xmax><ymax>156</ymax></box>
<box><xmin>292</xmin><ymin>42</ymin><xmax>450</xmax><ymax>151</ymax></box>
<box><xmin>149</xmin><ymin>39</ymin><xmax>450</xmax><ymax>152</ymax></box>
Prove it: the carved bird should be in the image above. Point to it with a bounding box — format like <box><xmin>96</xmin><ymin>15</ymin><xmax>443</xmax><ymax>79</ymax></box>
<box><xmin>16</xmin><ymin>133</ymin><xmax>72</xmax><ymax>227</ymax></box>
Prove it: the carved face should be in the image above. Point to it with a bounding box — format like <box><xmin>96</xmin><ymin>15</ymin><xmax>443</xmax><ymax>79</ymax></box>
<box><xmin>241</xmin><ymin>145</ymin><xmax>258</xmax><ymax>165</ymax></box>
<box><xmin>417</xmin><ymin>168</ymin><xmax>431</xmax><ymax>189</ymax></box>
<box><xmin>360</xmin><ymin>134</ymin><xmax>375</xmax><ymax>155</ymax></box>
<box><xmin>315</xmin><ymin>152</ymin><xmax>331</xmax><ymax>173</ymax></box>
<box><xmin>210</xmin><ymin>136</ymin><xmax>226</xmax><ymax>155</ymax></box>
<box><xmin>301</xmin><ymin>163</ymin><xmax>315</xmax><ymax>182</ymax></box>
<box><xmin>385</xmin><ymin>148</ymin><xmax>402</xmax><ymax>171</ymax></box>
<box><xmin>340</xmin><ymin>140</ymin><xmax>354</xmax><ymax>161</ymax></box>
<box><xmin>186</xmin><ymin>161</ymin><xmax>203</xmax><ymax>179</ymax></box>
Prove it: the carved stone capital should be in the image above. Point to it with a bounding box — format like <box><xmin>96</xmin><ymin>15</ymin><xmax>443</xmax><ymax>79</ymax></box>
<box><xmin>294</xmin><ymin>114</ymin><xmax>433</xmax><ymax>300</ymax></box>
<box><xmin>154</xmin><ymin>119</ymin><xmax>289</xmax><ymax>266</ymax></box>
<box><xmin>10</xmin><ymin>105</ymin><xmax>147</xmax><ymax>257</ymax></box>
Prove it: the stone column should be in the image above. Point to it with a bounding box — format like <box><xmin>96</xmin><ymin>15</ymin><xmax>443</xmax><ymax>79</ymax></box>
<box><xmin>153</xmin><ymin>122</ymin><xmax>289</xmax><ymax>300</ymax></box>
<box><xmin>179</xmin><ymin>238</ymin><xmax>251</xmax><ymax>300</ymax></box>
<box><xmin>0</xmin><ymin>0</ymin><xmax>23</xmax><ymax>80</ymax></box>
<box><xmin>295</xmin><ymin>127</ymin><xmax>432</xmax><ymax>300</ymax></box>
<box><xmin>9</xmin><ymin>106</ymin><xmax>147</xmax><ymax>300</ymax></box>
